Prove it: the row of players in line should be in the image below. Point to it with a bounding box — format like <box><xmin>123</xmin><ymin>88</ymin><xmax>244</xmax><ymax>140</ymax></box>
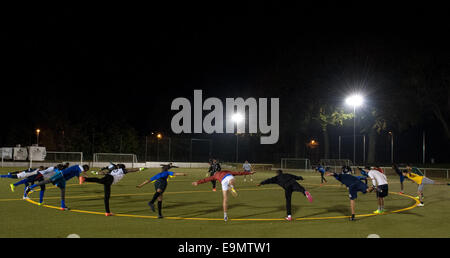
<box><xmin>1</xmin><ymin>162</ymin><xmax>449</xmax><ymax>221</ymax></box>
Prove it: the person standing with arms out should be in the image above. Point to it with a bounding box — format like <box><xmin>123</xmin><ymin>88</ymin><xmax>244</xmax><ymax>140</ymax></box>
<box><xmin>192</xmin><ymin>170</ymin><xmax>254</xmax><ymax>221</ymax></box>
<box><xmin>325</xmin><ymin>171</ymin><xmax>369</xmax><ymax>221</ymax></box>
<box><xmin>207</xmin><ymin>158</ymin><xmax>221</xmax><ymax>191</ymax></box>
<box><xmin>136</xmin><ymin>165</ymin><xmax>187</xmax><ymax>218</ymax></box>
<box><xmin>242</xmin><ymin>160</ymin><xmax>253</xmax><ymax>182</ymax></box>
<box><xmin>257</xmin><ymin>170</ymin><xmax>313</xmax><ymax>221</ymax></box>
<box><xmin>367</xmin><ymin>167</ymin><xmax>389</xmax><ymax>214</ymax></box>
<box><xmin>392</xmin><ymin>164</ymin><xmax>404</xmax><ymax>194</ymax></box>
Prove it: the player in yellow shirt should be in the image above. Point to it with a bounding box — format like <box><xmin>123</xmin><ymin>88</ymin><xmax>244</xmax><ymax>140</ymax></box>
<box><xmin>402</xmin><ymin>169</ymin><xmax>449</xmax><ymax>207</ymax></box>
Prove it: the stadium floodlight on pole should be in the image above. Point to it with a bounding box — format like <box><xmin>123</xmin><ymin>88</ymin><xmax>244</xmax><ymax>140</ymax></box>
<box><xmin>36</xmin><ymin>129</ymin><xmax>41</xmax><ymax>146</ymax></box>
<box><xmin>231</xmin><ymin>113</ymin><xmax>244</xmax><ymax>163</ymax></box>
<box><xmin>345</xmin><ymin>94</ymin><xmax>364</xmax><ymax>165</ymax></box>
<box><xmin>156</xmin><ymin>133</ymin><xmax>162</xmax><ymax>161</ymax></box>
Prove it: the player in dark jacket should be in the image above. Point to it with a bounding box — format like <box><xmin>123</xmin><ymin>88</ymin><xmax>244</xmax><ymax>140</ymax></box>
<box><xmin>257</xmin><ymin>169</ymin><xmax>313</xmax><ymax>221</ymax></box>
<box><xmin>325</xmin><ymin>172</ymin><xmax>370</xmax><ymax>221</ymax></box>
<box><xmin>208</xmin><ymin>158</ymin><xmax>221</xmax><ymax>191</ymax></box>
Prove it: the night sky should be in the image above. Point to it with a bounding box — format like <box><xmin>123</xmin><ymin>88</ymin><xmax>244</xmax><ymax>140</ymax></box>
<box><xmin>2</xmin><ymin>3</ymin><xmax>450</xmax><ymax>163</ymax></box>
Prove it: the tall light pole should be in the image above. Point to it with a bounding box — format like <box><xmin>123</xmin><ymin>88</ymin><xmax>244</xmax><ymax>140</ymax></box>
<box><xmin>345</xmin><ymin>94</ymin><xmax>363</xmax><ymax>165</ymax></box>
<box><xmin>389</xmin><ymin>131</ymin><xmax>394</xmax><ymax>163</ymax></box>
<box><xmin>231</xmin><ymin>113</ymin><xmax>244</xmax><ymax>163</ymax></box>
<box><xmin>36</xmin><ymin>129</ymin><xmax>41</xmax><ymax>146</ymax></box>
<box><xmin>156</xmin><ymin>133</ymin><xmax>162</xmax><ymax>161</ymax></box>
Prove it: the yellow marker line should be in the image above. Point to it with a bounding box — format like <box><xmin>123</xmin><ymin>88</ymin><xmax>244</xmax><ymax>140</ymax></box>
<box><xmin>22</xmin><ymin>183</ymin><xmax>420</xmax><ymax>221</ymax></box>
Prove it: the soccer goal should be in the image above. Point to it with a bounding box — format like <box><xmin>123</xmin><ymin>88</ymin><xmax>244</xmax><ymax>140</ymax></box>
<box><xmin>45</xmin><ymin>151</ymin><xmax>84</xmax><ymax>164</ymax></box>
<box><xmin>93</xmin><ymin>153</ymin><xmax>138</xmax><ymax>165</ymax></box>
<box><xmin>319</xmin><ymin>159</ymin><xmax>353</xmax><ymax>173</ymax></box>
<box><xmin>280</xmin><ymin>158</ymin><xmax>312</xmax><ymax>170</ymax></box>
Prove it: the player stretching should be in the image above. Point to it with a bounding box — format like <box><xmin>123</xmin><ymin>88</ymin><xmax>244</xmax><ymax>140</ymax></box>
<box><xmin>207</xmin><ymin>158</ymin><xmax>221</xmax><ymax>191</ymax></box>
<box><xmin>325</xmin><ymin>172</ymin><xmax>369</xmax><ymax>221</ymax></box>
<box><xmin>192</xmin><ymin>170</ymin><xmax>254</xmax><ymax>221</ymax></box>
<box><xmin>1</xmin><ymin>167</ymin><xmax>44</xmax><ymax>181</ymax></box>
<box><xmin>367</xmin><ymin>168</ymin><xmax>389</xmax><ymax>214</ymax></box>
<box><xmin>257</xmin><ymin>169</ymin><xmax>313</xmax><ymax>221</ymax></box>
<box><xmin>11</xmin><ymin>163</ymin><xmax>69</xmax><ymax>204</ymax></box>
<box><xmin>392</xmin><ymin>164</ymin><xmax>405</xmax><ymax>194</ymax></box>
<box><xmin>402</xmin><ymin>169</ymin><xmax>450</xmax><ymax>207</ymax></box>
<box><xmin>136</xmin><ymin>165</ymin><xmax>187</xmax><ymax>218</ymax></box>
<box><xmin>25</xmin><ymin>164</ymin><xmax>90</xmax><ymax>210</ymax></box>
<box><xmin>315</xmin><ymin>165</ymin><xmax>328</xmax><ymax>185</ymax></box>
<box><xmin>242</xmin><ymin>160</ymin><xmax>254</xmax><ymax>182</ymax></box>
<box><xmin>80</xmin><ymin>164</ymin><xmax>145</xmax><ymax>216</ymax></box>
<box><xmin>356</xmin><ymin>167</ymin><xmax>369</xmax><ymax>185</ymax></box>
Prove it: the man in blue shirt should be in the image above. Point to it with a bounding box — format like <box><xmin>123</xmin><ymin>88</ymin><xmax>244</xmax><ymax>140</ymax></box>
<box><xmin>325</xmin><ymin>171</ymin><xmax>370</xmax><ymax>221</ymax></box>
<box><xmin>356</xmin><ymin>167</ymin><xmax>369</xmax><ymax>185</ymax></box>
<box><xmin>315</xmin><ymin>165</ymin><xmax>328</xmax><ymax>185</ymax></box>
<box><xmin>136</xmin><ymin>164</ymin><xmax>187</xmax><ymax>218</ymax></box>
<box><xmin>25</xmin><ymin>164</ymin><xmax>90</xmax><ymax>210</ymax></box>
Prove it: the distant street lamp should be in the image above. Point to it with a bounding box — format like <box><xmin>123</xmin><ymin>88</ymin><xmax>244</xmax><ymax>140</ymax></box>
<box><xmin>345</xmin><ymin>94</ymin><xmax>364</xmax><ymax>165</ymax></box>
<box><xmin>36</xmin><ymin>129</ymin><xmax>41</xmax><ymax>146</ymax></box>
<box><xmin>156</xmin><ymin>133</ymin><xmax>162</xmax><ymax>161</ymax></box>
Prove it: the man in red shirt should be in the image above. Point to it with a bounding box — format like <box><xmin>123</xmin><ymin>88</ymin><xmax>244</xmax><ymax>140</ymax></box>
<box><xmin>192</xmin><ymin>170</ymin><xmax>254</xmax><ymax>221</ymax></box>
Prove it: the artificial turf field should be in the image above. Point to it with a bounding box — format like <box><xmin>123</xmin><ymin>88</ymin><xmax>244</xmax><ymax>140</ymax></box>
<box><xmin>0</xmin><ymin>167</ymin><xmax>449</xmax><ymax>238</ymax></box>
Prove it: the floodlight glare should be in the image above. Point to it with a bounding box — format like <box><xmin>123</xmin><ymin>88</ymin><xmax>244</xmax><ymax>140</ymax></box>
<box><xmin>345</xmin><ymin>94</ymin><xmax>364</xmax><ymax>107</ymax></box>
<box><xmin>231</xmin><ymin>113</ymin><xmax>244</xmax><ymax>123</ymax></box>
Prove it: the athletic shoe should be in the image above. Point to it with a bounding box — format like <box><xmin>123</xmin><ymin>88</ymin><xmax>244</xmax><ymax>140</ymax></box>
<box><xmin>417</xmin><ymin>203</ymin><xmax>424</xmax><ymax>207</ymax></box>
<box><xmin>231</xmin><ymin>187</ymin><xmax>238</xmax><ymax>197</ymax></box>
<box><xmin>10</xmin><ymin>184</ymin><xmax>15</xmax><ymax>192</ymax></box>
<box><xmin>24</xmin><ymin>186</ymin><xmax>33</xmax><ymax>197</ymax></box>
<box><xmin>224</xmin><ymin>215</ymin><xmax>228</xmax><ymax>222</ymax></box>
<box><xmin>139</xmin><ymin>167</ymin><xmax>145</xmax><ymax>171</ymax></box>
<box><xmin>285</xmin><ymin>216</ymin><xmax>292</xmax><ymax>221</ymax></box>
<box><xmin>22</xmin><ymin>196</ymin><xmax>30</xmax><ymax>200</ymax></box>
<box><xmin>105</xmin><ymin>213</ymin><xmax>113</xmax><ymax>216</ymax></box>
<box><xmin>38</xmin><ymin>202</ymin><xmax>44</xmax><ymax>206</ymax></box>
<box><xmin>148</xmin><ymin>202</ymin><xmax>155</xmax><ymax>212</ymax></box>
<box><xmin>373</xmin><ymin>209</ymin><xmax>382</xmax><ymax>214</ymax></box>
<box><xmin>305</xmin><ymin>191</ymin><xmax>313</xmax><ymax>203</ymax></box>
<box><xmin>158</xmin><ymin>215</ymin><xmax>164</xmax><ymax>219</ymax></box>
<box><xmin>79</xmin><ymin>176</ymin><xmax>85</xmax><ymax>184</ymax></box>
<box><xmin>212</xmin><ymin>188</ymin><xmax>217</xmax><ymax>192</ymax></box>
<box><xmin>399</xmin><ymin>191</ymin><xmax>404</xmax><ymax>194</ymax></box>
<box><xmin>60</xmin><ymin>207</ymin><xmax>70</xmax><ymax>211</ymax></box>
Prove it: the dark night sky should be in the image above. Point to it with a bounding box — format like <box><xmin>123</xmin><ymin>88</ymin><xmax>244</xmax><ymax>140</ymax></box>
<box><xmin>2</xmin><ymin>3</ymin><xmax>450</xmax><ymax>162</ymax></box>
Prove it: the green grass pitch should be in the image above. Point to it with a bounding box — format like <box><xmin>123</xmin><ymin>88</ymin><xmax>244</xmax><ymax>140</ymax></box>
<box><xmin>0</xmin><ymin>167</ymin><xmax>449</xmax><ymax>238</ymax></box>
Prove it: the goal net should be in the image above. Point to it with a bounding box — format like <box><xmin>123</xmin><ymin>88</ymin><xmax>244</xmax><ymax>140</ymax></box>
<box><xmin>45</xmin><ymin>151</ymin><xmax>84</xmax><ymax>164</ymax></box>
<box><xmin>319</xmin><ymin>159</ymin><xmax>353</xmax><ymax>173</ymax></box>
<box><xmin>93</xmin><ymin>153</ymin><xmax>138</xmax><ymax>164</ymax></box>
<box><xmin>280</xmin><ymin>158</ymin><xmax>312</xmax><ymax>170</ymax></box>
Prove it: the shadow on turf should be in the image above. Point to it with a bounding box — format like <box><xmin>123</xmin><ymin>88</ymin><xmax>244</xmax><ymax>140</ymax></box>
<box><xmin>298</xmin><ymin>204</ymin><xmax>349</xmax><ymax>218</ymax></box>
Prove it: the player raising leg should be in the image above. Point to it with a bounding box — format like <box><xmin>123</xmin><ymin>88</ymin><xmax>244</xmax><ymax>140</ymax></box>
<box><xmin>192</xmin><ymin>170</ymin><xmax>254</xmax><ymax>221</ymax></box>
<box><xmin>136</xmin><ymin>165</ymin><xmax>187</xmax><ymax>218</ymax></box>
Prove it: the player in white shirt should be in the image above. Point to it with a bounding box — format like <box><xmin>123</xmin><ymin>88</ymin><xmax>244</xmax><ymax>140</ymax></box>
<box><xmin>242</xmin><ymin>160</ymin><xmax>254</xmax><ymax>182</ymax></box>
<box><xmin>9</xmin><ymin>163</ymin><xmax>69</xmax><ymax>204</ymax></box>
<box><xmin>367</xmin><ymin>168</ymin><xmax>389</xmax><ymax>214</ymax></box>
<box><xmin>79</xmin><ymin>164</ymin><xmax>145</xmax><ymax>216</ymax></box>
